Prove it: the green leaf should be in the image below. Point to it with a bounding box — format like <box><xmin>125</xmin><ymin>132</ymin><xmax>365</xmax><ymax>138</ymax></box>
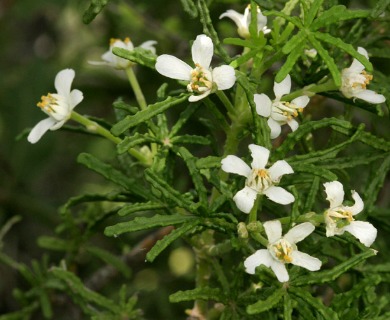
<box><xmin>83</xmin><ymin>0</ymin><xmax>110</xmax><ymax>24</ymax></box>
<box><xmin>111</xmin><ymin>94</ymin><xmax>189</xmax><ymax>135</ymax></box>
<box><xmin>104</xmin><ymin>214</ymin><xmax>195</xmax><ymax>237</ymax></box>
<box><xmin>117</xmin><ymin>133</ymin><xmax>158</xmax><ymax>154</ymax></box>
<box><xmin>112</xmin><ymin>47</ymin><xmax>157</xmax><ymax>69</ymax></box>
<box><xmin>371</xmin><ymin>0</ymin><xmax>390</xmax><ymax>18</ymax></box>
<box><xmin>246</xmin><ymin>288</ymin><xmax>284</xmax><ymax>314</ymax></box>
<box><xmin>169</xmin><ymin>103</ymin><xmax>200</xmax><ymax>137</ymax></box>
<box><xmin>170</xmin><ymin>287</ymin><xmax>225</xmax><ymax>303</ymax></box>
<box><xmin>291</xmin><ymin>163</ymin><xmax>337</xmax><ymax>180</ymax></box>
<box><xmin>77</xmin><ymin>153</ymin><xmax>148</xmax><ymax>198</ymax></box>
<box><xmin>230</xmin><ymin>49</ymin><xmax>261</xmax><ymax>69</ymax></box>
<box><xmin>291</xmin><ymin>249</ymin><xmax>377</xmax><ymax>286</ymax></box>
<box><xmin>144</xmin><ymin>169</ymin><xmax>197</xmax><ymax>212</ymax></box>
<box><xmin>118</xmin><ymin>202</ymin><xmax>166</xmax><ymax>216</ymax></box>
<box><xmin>223</xmin><ymin>38</ymin><xmax>257</xmax><ymax>49</ymax></box>
<box><xmin>146</xmin><ymin>219</ymin><xmax>200</xmax><ymax>262</ymax></box>
<box><xmin>170</xmin><ymin>134</ymin><xmax>210</xmax><ymax>146</ymax></box>
<box><xmin>311</xmin><ymin>6</ymin><xmax>370</xmax><ymax>30</ymax></box>
<box><xmin>264</xmin><ymin>10</ymin><xmax>303</xmax><ymax>28</ymax></box>
<box><xmin>275</xmin><ymin>41</ymin><xmax>305</xmax><ymax>83</ymax></box>
<box><xmin>50</xmin><ymin>268</ymin><xmax>118</xmax><ymax>312</ymax></box>
<box><xmin>180</xmin><ymin>0</ymin><xmax>198</xmax><ymax>18</ymax></box>
<box><xmin>86</xmin><ymin>246</ymin><xmax>131</xmax><ymax>278</ymax></box>
<box><xmin>196</xmin><ymin>156</ymin><xmax>221</xmax><ymax>169</ymax></box>
<box><xmin>37</xmin><ymin>236</ymin><xmax>68</xmax><ymax>252</ymax></box>
<box><xmin>174</xmin><ymin>146</ymin><xmax>208</xmax><ymax>206</ymax></box>
<box><xmin>319</xmin><ymin>153</ymin><xmax>386</xmax><ymax>169</ymax></box>
<box><xmin>304</xmin><ymin>0</ymin><xmax>324</xmax><ymax>26</ymax></box>
<box><xmin>282</xmin><ymin>31</ymin><xmax>306</xmax><ymax>54</ymax></box>
<box><xmin>364</xmin><ymin>153</ymin><xmax>390</xmax><ymax>213</ymax></box>
<box><xmin>307</xmin><ymin>33</ymin><xmax>341</xmax><ymax>87</ymax></box>
<box><xmin>303</xmin><ymin>176</ymin><xmax>320</xmax><ymax>213</ymax></box>
<box><xmin>289</xmin><ymin>287</ymin><xmax>339</xmax><ymax>320</ymax></box>
<box><xmin>313</xmin><ymin>32</ymin><xmax>372</xmax><ymax>71</ymax></box>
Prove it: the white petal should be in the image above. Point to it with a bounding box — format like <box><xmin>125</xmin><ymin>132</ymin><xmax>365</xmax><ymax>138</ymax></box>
<box><xmin>349</xmin><ymin>47</ymin><xmax>368</xmax><ymax>73</ymax></box>
<box><xmin>248</xmin><ymin>144</ymin><xmax>269</xmax><ymax>170</ymax></box>
<box><xmin>273</xmin><ymin>74</ymin><xmax>291</xmax><ymax>99</ymax></box>
<box><xmin>256</xmin><ymin>10</ymin><xmax>268</xmax><ymax>31</ymax></box>
<box><xmin>101</xmin><ymin>50</ymin><xmax>115</xmax><ymax>64</ymax></box>
<box><xmin>244</xmin><ymin>249</ymin><xmax>273</xmax><ymax>274</ymax></box>
<box><xmin>221</xmin><ymin>155</ymin><xmax>251</xmax><ymax>177</ymax></box>
<box><xmin>55</xmin><ymin>69</ymin><xmax>75</xmax><ymax>97</ymax></box>
<box><xmin>268</xmin><ymin>160</ymin><xmax>294</xmax><ymax>182</ymax></box>
<box><xmin>50</xmin><ymin>119</ymin><xmax>67</xmax><ymax>131</ymax></box>
<box><xmin>344</xmin><ymin>221</ymin><xmax>377</xmax><ymax>247</ymax></box>
<box><xmin>345</xmin><ymin>191</ymin><xmax>364</xmax><ymax>215</ymax></box>
<box><xmin>270</xmin><ymin>260</ymin><xmax>289</xmax><ymax>282</ymax></box>
<box><xmin>291</xmin><ymin>95</ymin><xmax>310</xmax><ymax>108</ymax></box>
<box><xmin>69</xmin><ymin>89</ymin><xmax>83</xmax><ymax>110</ymax></box>
<box><xmin>254</xmin><ymin>93</ymin><xmax>272</xmax><ymax>117</ymax></box>
<box><xmin>353</xmin><ymin>90</ymin><xmax>386</xmax><ymax>104</ymax></box>
<box><xmin>139</xmin><ymin>40</ymin><xmax>157</xmax><ymax>54</ymax></box>
<box><xmin>188</xmin><ymin>90</ymin><xmax>211</xmax><ymax>102</ymax></box>
<box><xmin>287</xmin><ymin>119</ymin><xmax>299</xmax><ymax>132</ymax></box>
<box><xmin>323</xmin><ymin>181</ymin><xmax>344</xmax><ymax>208</ymax></box>
<box><xmin>284</xmin><ymin>223</ymin><xmax>315</xmax><ymax>244</ymax></box>
<box><xmin>212</xmin><ymin>65</ymin><xmax>236</xmax><ymax>90</ymax></box>
<box><xmin>291</xmin><ymin>251</ymin><xmax>321</xmax><ymax>271</ymax></box>
<box><xmin>263</xmin><ymin>220</ymin><xmax>282</xmax><ymax>243</ymax></box>
<box><xmin>263</xmin><ymin>186</ymin><xmax>295</xmax><ymax>205</ymax></box>
<box><xmin>27</xmin><ymin>117</ymin><xmax>57</xmax><ymax>144</ymax></box>
<box><xmin>219</xmin><ymin>10</ymin><xmax>245</xmax><ymax>28</ymax></box>
<box><xmin>191</xmin><ymin>34</ymin><xmax>213</xmax><ymax>69</ymax></box>
<box><xmin>233</xmin><ymin>186</ymin><xmax>258</xmax><ymax>214</ymax></box>
<box><xmin>268</xmin><ymin>118</ymin><xmax>282</xmax><ymax>139</ymax></box>
<box><xmin>155</xmin><ymin>55</ymin><xmax>192</xmax><ymax>81</ymax></box>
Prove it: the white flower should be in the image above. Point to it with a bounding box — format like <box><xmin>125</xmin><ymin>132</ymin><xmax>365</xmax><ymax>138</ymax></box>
<box><xmin>341</xmin><ymin>47</ymin><xmax>386</xmax><ymax>104</ymax></box>
<box><xmin>255</xmin><ymin>75</ymin><xmax>310</xmax><ymax>139</ymax></box>
<box><xmin>155</xmin><ymin>34</ymin><xmax>236</xmax><ymax>102</ymax></box>
<box><xmin>221</xmin><ymin>144</ymin><xmax>294</xmax><ymax>213</ymax></box>
<box><xmin>244</xmin><ymin>220</ymin><xmax>321</xmax><ymax>282</ymax></box>
<box><xmin>91</xmin><ymin>37</ymin><xmax>157</xmax><ymax>70</ymax></box>
<box><xmin>219</xmin><ymin>5</ymin><xmax>270</xmax><ymax>39</ymax></box>
<box><xmin>323</xmin><ymin>181</ymin><xmax>377</xmax><ymax>247</ymax></box>
<box><xmin>28</xmin><ymin>69</ymin><xmax>83</xmax><ymax>144</ymax></box>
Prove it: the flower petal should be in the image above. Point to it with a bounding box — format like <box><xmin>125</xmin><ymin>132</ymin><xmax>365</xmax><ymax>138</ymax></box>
<box><xmin>254</xmin><ymin>93</ymin><xmax>272</xmax><ymax>117</ymax></box>
<box><xmin>291</xmin><ymin>251</ymin><xmax>321</xmax><ymax>271</ymax></box>
<box><xmin>268</xmin><ymin>160</ymin><xmax>294</xmax><ymax>182</ymax></box>
<box><xmin>249</xmin><ymin>144</ymin><xmax>269</xmax><ymax>170</ymax></box>
<box><xmin>349</xmin><ymin>47</ymin><xmax>368</xmax><ymax>73</ymax></box>
<box><xmin>291</xmin><ymin>95</ymin><xmax>310</xmax><ymax>108</ymax></box>
<box><xmin>268</xmin><ymin>118</ymin><xmax>282</xmax><ymax>139</ymax></box>
<box><xmin>263</xmin><ymin>186</ymin><xmax>295</xmax><ymax>205</ymax></box>
<box><xmin>233</xmin><ymin>186</ymin><xmax>258</xmax><ymax>214</ymax></box>
<box><xmin>344</xmin><ymin>221</ymin><xmax>377</xmax><ymax>247</ymax></box>
<box><xmin>270</xmin><ymin>260</ymin><xmax>289</xmax><ymax>282</ymax></box>
<box><xmin>55</xmin><ymin>69</ymin><xmax>75</xmax><ymax>97</ymax></box>
<box><xmin>139</xmin><ymin>40</ymin><xmax>157</xmax><ymax>54</ymax></box>
<box><xmin>221</xmin><ymin>155</ymin><xmax>251</xmax><ymax>177</ymax></box>
<box><xmin>212</xmin><ymin>65</ymin><xmax>236</xmax><ymax>90</ymax></box>
<box><xmin>244</xmin><ymin>249</ymin><xmax>273</xmax><ymax>274</ymax></box>
<box><xmin>155</xmin><ymin>55</ymin><xmax>192</xmax><ymax>81</ymax></box>
<box><xmin>273</xmin><ymin>74</ymin><xmax>291</xmax><ymax>99</ymax></box>
<box><xmin>188</xmin><ymin>90</ymin><xmax>211</xmax><ymax>102</ymax></box>
<box><xmin>219</xmin><ymin>10</ymin><xmax>245</xmax><ymax>28</ymax></box>
<box><xmin>345</xmin><ymin>190</ymin><xmax>364</xmax><ymax>215</ymax></box>
<box><xmin>191</xmin><ymin>34</ymin><xmax>213</xmax><ymax>69</ymax></box>
<box><xmin>69</xmin><ymin>89</ymin><xmax>84</xmax><ymax>110</ymax></box>
<box><xmin>353</xmin><ymin>90</ymin><xmax>386</xmax><ymax>104</ymax></box>
<box><xmin>323</xmin><ymin>181</ymin><xmax>344</xmax><ymax>208</ymax></box>
<box><xmin>284</xmin><ymin>222</ymin><xmax>315</xmax><ymax>244</ymax></box>
<box><xmin>287</xmin><ymin>118</ymin><xmax>299</xmax><ymax>132</ymax></box>
<box><xmin>27</xmin><ymin>117</ymin><xmax>57</xmax><ymax>144</ymax></box>
<box><xmin>263</xmin><ymin>220</ymin><xmax>282</xmax><ymax>243</ymax></box>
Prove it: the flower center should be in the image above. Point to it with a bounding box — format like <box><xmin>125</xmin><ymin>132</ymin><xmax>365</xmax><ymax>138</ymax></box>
<box><xmin>37</xmin><ymin>93</ymin><xmax>69</xmax><ymax>121</ymax></box>
<box><xmin>341</xmin><ymin>69</ymin><xmax>374</xmax><ymax>98</ymax></box>
<box><xmin>187</xmin><ymin>64</ymin><xmax>213</xmax><ymax>95</ymax></box>
<box><xmin>326</xmin><ymin>208</ymin><xmax>354</xmax><ymax>229</ymax></box>
<box><xmin>272</xmin><ymin>101</ymin><xmax>303</xmax><ymax>122</ymax></box>
<box><xmin>352</xmin><ymin>70</ymin><xmax>373</xmax><ymax>89</ymax></box>
<box><xmin>269</xmin><ymin>239</ymin><xmax>294</xmax><ymax>264</ymax></box>
<box><xmin>246</xmin><ymin>168</ymin><xmax>272</xmax><ymax>193</ymax></box>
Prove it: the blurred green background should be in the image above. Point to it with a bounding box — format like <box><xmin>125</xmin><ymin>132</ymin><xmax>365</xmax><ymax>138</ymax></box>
<box><xmin>0</xmin><ymin>0</ymin><xmax>389</xmax><ymax>318</ymax></box>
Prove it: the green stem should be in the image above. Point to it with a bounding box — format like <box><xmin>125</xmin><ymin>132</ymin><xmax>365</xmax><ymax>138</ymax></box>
<box><xmin>216</xmin><ymin>90</ymin><xmax>236</xmax><ymax>117</ymax></box>
<box><xmin>70</xmin><ymin>111</ymin><xmax>149</xmax><ymax>165</ymax></box>
<box><xmin>125</xmin><ymin>67</ymin><xmax>147</xmax><ymax>110</ymax></box>
<box><xmin>282</xmin><ymin>79</ymin><xmax>339</xmax><ymax>101</ymax></box>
